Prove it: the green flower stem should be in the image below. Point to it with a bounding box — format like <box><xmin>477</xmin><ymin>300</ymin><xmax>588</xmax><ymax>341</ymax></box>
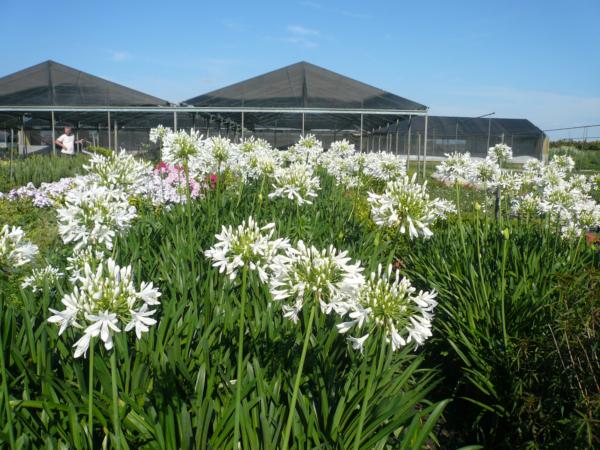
<box><xmin>282</xmin><ymin>302</ymin><xmax>317</xmax><ymax>450</ymax></box>
<box><xmin>88</xmin><ymin>342</ymin><xmax>95</xmax><ymax>447</ymax></box>
<box><xmin>353</xmin><ymin>354</ymin><xmax>376</xmax><ymax>450</ymax></box>
<box><xmin>110</xmin><ymin>351</ymin><xmax>122</xmax><ymax>450</ymax></box>
<box><xmin>0</xmin><ymin>329</ymin><xmax>16</xmax><ymax>450</ymax></box>
<box><xmin>500</xmin><ymin>232</ymin><xmax>509</xmax><ymax>349</ymax></box>
<box><xmin>455</xmin><ymin>182</ymin><xmax>467</xmax><ymax>258</ymax></box>
<box><xmin>475</xmin><ymin>207</ymin><xmax>488</xmax><ymax>301</ymax></box>
<box><xmin>233</xmin><ymin>265</ymin><xmax>249</xmax><ymax>450</ymax></box>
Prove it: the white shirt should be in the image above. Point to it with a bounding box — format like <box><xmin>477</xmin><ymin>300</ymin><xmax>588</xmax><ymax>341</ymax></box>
<box><xmin>57</xmin><ymin>133</ymin><xmax>75</xmax><ymax>155</ymax></box>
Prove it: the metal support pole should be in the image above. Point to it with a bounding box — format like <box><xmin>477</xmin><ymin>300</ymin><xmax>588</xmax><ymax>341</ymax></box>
<box><xmin>173</xmin><ymin>111</ymin><xmax>178</xmax><ymax>132</ymax></box>
<box><xmin>301</xmin><ymin>113</ymin><xmax>305</xmax><ymax>137</ymax></box>
<box><xmin>241</xmin><ymin>111</ymin><xmax>245</xmax><ymax>140</ymax></box>
<box><xmin>407</xmin><ymin>117</ymin><xmax>412</xmax><ymax>170</ymax></box>
<box><xmin>114</xmin><ymin>120</ymin><xmax>118</xmax><ymax>151</ymax></box>
<box><xmin>487</xmin><ymin>117</ymin><xmax>491</xmax><ymax>149</ymax></box>
<box><xmin>395</xmin><ymin>119</ymin><xmax>400</xmax><ymax>154</ymax></box>
<box><xmin>9</xmin><ymin>128</ymin><xmax>14</xmax><ymax>178</ymax></box>
<box><xmin>51</xmin><ymin>111</ymin><xmax>56</xmax><ymax>156</ymax></box>
<box><xmin>107</xmin><ymin>111</ymin><xmax>111</xmax><ymax>150</ymax></box>
<box><xmin>422</xmin><ymin>112</ymin><xmax>429</xmax><ymax>180</ymax></box>
<box><xmin>359</xmin><ymin>113</ymin><xmax>363</xmax><ymax>152</ymax></box>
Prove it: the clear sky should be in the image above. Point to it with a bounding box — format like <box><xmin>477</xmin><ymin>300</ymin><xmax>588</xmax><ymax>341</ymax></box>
<box><xmin>2</xmin><ymin>0</ymin><xmax>599</xmax><ymax>139</ymax></box>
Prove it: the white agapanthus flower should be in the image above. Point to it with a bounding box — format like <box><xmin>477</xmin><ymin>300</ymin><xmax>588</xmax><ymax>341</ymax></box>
<box><xmin>470</xmin><ymin>157</ymin><xmax>501</xmax><ymax>190</ymax></box>
<box><xmin>269</xmin><ymin>241</ymin><xmax>364</xmax><ymax>323</ymax></box>
<box><xmin>48</xmin><ymin>258</ymin><xmax>161</xmax><ymax>358</ymax></box>
<box><xmin>368</xmin><ymin>174</ymin><xmax>452</xmax><ymax>239</ymax></box>
<box><xmin>204</xmin><ymin>217</ymin><xmax>290</xmax><ymax>283</ymax></box>
<box><xmin>21</xmin><ymin>265</ymin><xmax>63</xmax><ymax>292</ymax></box>
<box><xmin>337</xmin><ymin>264</ymin><xmax>437</xmax><ymax>352</ymax></box>
<box><xmin>363</xmin><ymin>151</ymin><xmax>407</xmax><ymax>182</ymax></box>
<box><xmin>0</xmin><ymin>224</ymin><xmax>38</xmax><ymax>271</ymax></box>
<box><xmin>149</xmin><ymin>125</ymin><xmax>171</xmax><ymax>143</ymax></box>
<box><xmin>84</xmin><ymin>150</ymin><xmax>152</xmax><ymax>195</ymax></box>
<box><xmin>56</xmin><ymin>182</ymin><xmax>137</xmax><ymax>251</ymax></box>
<box><xmin>487</xmin><ymin>143</ymin><xmax>513</xmax><ymax>165</ymax></box>
<box><xmin>269</xmin><ymin>163</ymin><xmax>321</xmax><ymax>205</ymax></box>
<box><xmin>288</xmin><ymin>134</ymin><xmax>324</xmax><ymax>165</ymax></box>
<box><xmin>161</xmin><ymin>129</ymin><xmax>204</xmax><ymax>168</ymax></box>
<box><xmin>433</xmin><ymin>152</ymin><xmax>475</xmax><ymax>186</ymax></box>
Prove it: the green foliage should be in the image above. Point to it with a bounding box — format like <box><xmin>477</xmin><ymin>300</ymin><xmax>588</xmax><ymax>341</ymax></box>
<box><xmin>85</xmin><ymin>145</ymin><xmax>114</xmax><ymax>157</ymax></box>
<box><xmin>0</xmin><ymin>175</ymin><xmax>446</xmax><ymax>449</ymax></box>
<box><xmin>550</xmin><ymin>145</ymin><xmax>600</xmax><ymax>171</ymax></box>
<box><xmin>0</xmin><ymin>153</ymin><xmax>89</xmax><ymax>191</ymax></box>
<box><xmin>405</xmin><ymin>218</ymin><xmax>600</xmax><ymax>449</ymax></box>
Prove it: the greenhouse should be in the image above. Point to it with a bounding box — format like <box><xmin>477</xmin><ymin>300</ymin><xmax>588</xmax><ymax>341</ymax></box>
<box><xmin>0</xmin><ymin>60</ymin><xmax>545</xmax><ymax>159</ymax></box>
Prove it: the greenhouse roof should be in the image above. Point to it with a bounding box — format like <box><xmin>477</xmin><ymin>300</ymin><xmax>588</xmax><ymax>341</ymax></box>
<box><xmin>0</xmin><ymin>60</ymin><xmax>168</xmax><ymax>107</ymax></box>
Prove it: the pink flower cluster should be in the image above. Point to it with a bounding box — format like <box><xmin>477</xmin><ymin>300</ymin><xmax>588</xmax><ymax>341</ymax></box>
<box><xmin>146</xmin><ymin>162</ymin><xmax>202</xmax><ymax>205</ymax></box>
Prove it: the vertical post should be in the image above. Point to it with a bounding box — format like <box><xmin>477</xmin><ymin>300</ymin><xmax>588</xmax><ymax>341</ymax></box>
<box><xmin>407</xmin><ymin>117</ymin><xmax>412</xmax><ymax>170</ymax></box>
<box><xmin>9</xmin><ymin>128</ymin><xmax>14</xmax><ymax>178</ymax></box>
<box><xmin>51</xmin><ymin>111</ymin><xmax>56</xmax><ymax>156</ymax></box>
<box><xmin>487</xmin><ymin>116</ymin><xmax>491</xmax><ymax>149</ymax></box>
<box><xmin>206</xmin><ymin>116</ymin><xmax>210</xmax><ymax>138</ymax></box>
<box><xmin>241</xmin><ymin>111</ymin><xmax>245</xmax><ymax>140</ymax></box>
<box><xmin>395</xmin><ymin>119</ymin><xmax>400</xmax><ymax>154</ymax></box>
<box><xmin>114</xmin><ymin>120</ymin><xmax>118</xmax><ymax>151</ymax></box>
<box><xmin>455</xmin><ymin>120</ymin><xmax>459</xmax><ymax>152</ymax></box>
<box><xmin>301</xmin><ymin>113</ymin><xmax>305</xmax><ymax>137</ymax></box>
<box><xmin>417</xmin><ymin>132</ymin><xmax>421</xmax><ymax>174</ymax></box>
<box><xmin>422</xmin><ymin>112</ymin><xmax>429</xmax><ymax>180</ymax></box>
<box><xmin>359</xmin><ymin>113</ymin><xmax>363</xmax><ymax>152</ymax></box>
<box><xmin>173</xmin><ymin>111</ymin><xmax>178</xmax><ymax>132</ymax></box>
<box><xmin>107</xmin><ymin>111</ymin><xmax>112</xmax><ymax>150</ymax></box>
<box><xmin>378</xmin><ymin>129</ymin><xmax>381</xmax><ymax>151</ymax></box>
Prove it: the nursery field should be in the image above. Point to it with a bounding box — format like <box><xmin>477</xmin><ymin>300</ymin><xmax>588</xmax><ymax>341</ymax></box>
<box><xmin>1</xmin><ymin>133</ymin><xmax>599</xmax><ymax>449</ymax></box>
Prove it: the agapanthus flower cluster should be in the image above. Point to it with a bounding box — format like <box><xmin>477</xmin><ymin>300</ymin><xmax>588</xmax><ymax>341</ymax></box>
<box><xmin>512</xmin><ymin>155</ymin><xmax>599</xmax><ymax>238</ymax></box>
<box><xmin>160</xmin><ymin>129</ymin><xmax>204</xmax><ymax>169</ymax></box>
<box><xmin>368</xmin><ymin>175</ymin><xmax>453</xmax><ymax>239</ymax></box>
<box><xmin>269</xmin><ymin>163</ymin><xmax>321</xmax><ymax>205</ymax></box>
<box><xmin>269</xmin><ymin>241</ymin><xmax>364</xmax><ymax>323</ymax></box>
<box><xmin>57</xmin><ymin>181</ymin><xmax>137</xmax><ymax>251</ymax></box>
<box><xmin>288</xmin><ymin>134</ymin><xmax>324</xmax><ymax>165</ymax></box>
<box><xmin>487</xmin><ymin>143</ymin><xmax>513</xmax><ymax>165</ymax></box>
<box><xmin>204</xmin><ymin>217</ymin><xmax>290</xmax><ymax>283</ymax></box>
<box><xmin>149</xmin><ymin>125</ymin><xmax>171</xmax><ymax>144</ymax></box>
<box><xmin>21</xmin><ymin>265</ymin><xmax>63</xmax><ymax>292</ymax></box>
<box><xmin>363</xmin><ymin>151</ymin><xmax>407</xmax><ymax>182</ymax></box>
<box><xmin>48</xmin><ymin>258</ymin><xmax>161</xmax><ymax>358</ymax></box>
<box><xmin>0</xmin><ymin>224</ymin><xmax>38</xmax><ymax>271</ymax></box>
<box><xmin>2</xmin><ymin>178</ymin><xmax>76</xmax><ymax>207</ymax></box>
<box><xmin>337</xmin><ymin>264</ymin><xmax>437</xmax><ymax>352</ymax></box>
<box><xmin>84</xmin><ymin>150</ymin><xmax>152</xmax><ymax>195</ymax></box>
<box><xmin>433</xmin><ymin>152</ymin><xmax>475</xmax><ymax>186</ymax></box>
<box><xmin>236</xmin><ymin>137</ymin><xmax>280</xmax><ymax>180</ymax></box>
<box><xmin>145</xmin><ymin>162</ymin><xmax>202</xmax><ymax>205</ymax></box>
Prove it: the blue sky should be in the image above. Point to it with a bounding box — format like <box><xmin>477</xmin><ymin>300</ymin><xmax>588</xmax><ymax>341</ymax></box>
<box><xmin>2</xmin><ymin>0</ymin><xmax>599</xmax><ymax>139</ymax></box>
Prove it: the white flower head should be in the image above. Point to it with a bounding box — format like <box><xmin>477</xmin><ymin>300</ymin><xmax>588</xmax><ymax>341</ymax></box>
<box><xmin>368</xmin><ymin>174</ymin><xmax>452</xmax><ymax>239</ymax></box>
<box><xmin>56</xmin><ymin>181</ymin><xmax>137</xmax><ymax>252</ymax></box>
<box><xmin>268</xmin><ymin>163</ymin><xmax>321</xmax><ymax>205</ymax></box>
<box><xmin>204</xmin><ymin>217</ymin><xmax>290</xmax><ymax>283</ymax></box>
<box><xmin>48</xmin><ymin>258</ymin><xmax>161</xmax><ymax>358</ymax></box>
<box><xmin>0</xmin><ymin>225</ymin><xmax>38</xmax><ymax>271</ymax></box>
<box><xmin>337</xmin><ymin>264</ymin><xmax>437</xmax><ymax>352</ymax></box>
<box><xmin>21</xmin><ymin>265</ymin><xmax>63</xmax><ymax>292</ymax></box>
<box><xmin>269</xmin><ymin>241</ymin><xmax>364</xmax><ymax>322</ymax></box>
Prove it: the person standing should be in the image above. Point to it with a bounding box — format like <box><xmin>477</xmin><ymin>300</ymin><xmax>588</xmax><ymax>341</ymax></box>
<box><xmin>55</xmin><ymin>126</ymin><xmax>81</xmax><ymax>155</ymax></box>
